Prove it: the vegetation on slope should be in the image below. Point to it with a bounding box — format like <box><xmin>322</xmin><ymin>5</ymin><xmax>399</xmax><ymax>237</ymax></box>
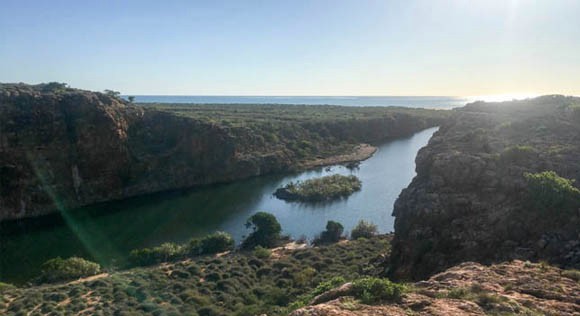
<box><xmin>291</xmin><ymin>260</ymin><xmax>580</xmax><ymax>316</ymax></box>
<box><xmin>128</xmin><ymin>232</ymin><xmax>235</xmax><ymax>267</ymax></box>
<box><xmin>143</xmin><ymin>103</ymin><xmax>448</xmax><ymax>127</ymax></box>
<box><xmin>524</xmin><ymin>171</ymin><xmax>580</xmax><ymax>215</ymax></box>
<box><xmin>37</xmin><ymin>257</ymin><xmax>101</xmax><ymax>284</ymax></box>
<box><xmin>275</xmin><ymin>174</ymin><xmax>362</xmax><ymax>202</ymax></box>
<box><xmin>0</xmin><ymin>235</ymin><xmax>392</xmax><ymax>315</ymax></box>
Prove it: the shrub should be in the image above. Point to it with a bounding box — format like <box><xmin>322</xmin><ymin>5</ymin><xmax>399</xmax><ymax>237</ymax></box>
<box><xmin>289</xmin><ymin>276</ymin><xmax>346</xmax><ymax>310</ymax></box>
<box><xmin>293</xmin><ymin>267</ymin><xmax>317</xmax><ymax>287</ymax></box>
<box><xmin>104</xmin><ymin>89</ymin><xmax>121</xmax><ymax>98</ymax></box>
<box><xmin>263</xmin><ymin>287</ymin><xmax>291</xmax><ymax>306</ymax></box>
<box><xmin>0</xmin><ymin>282</ymin><xmax>15</xmax><ymax>292</ymax></box>
<box><xmin>314</xmin><ymin>221</ymin><xmax>344</xmax><ymax>245</ymax></box>
<box><xmin>39</xmin><ymin>257</ymin><xmax>101</xmax><ymax>283</ymax></box>
<box><xmin>41</xmin><ymin>82</ymin><xmax>68</xmax><ymax>93</ymax></box>
<box><xmin>200</xmin><ymin>232</ymin><xmax>235</xmax><ymax>254</ymax></box>
<box><xmin>129</xmin><ymin>242</ymin><xmax>184</xmax><ymax>266</ymax></box>
<box><xmin>350</xmin><ymin>220</ymin><xmax>378</xmax><ymax>239</ymax></box>
<box><xmin>524</xmin><ymin>171</ymin><xmax>580</xmax><ymax>214</ymax></box>
<box><xmin>561</xmin><ymin>269</ymin><xmax>580</xmax><ymax>281</ymax></box>
<box><xmin>499</xmin><ymin>145</ymin><xmax>536</xmax><ymax>164</ymax></box>
<box><xmin>198</xmin><ymin>306</ymin><xmax>222</xmax><ymax>316</ymax></box>
<box><xmin>185</xmin><ymin>238</ymin><xmax>203</xmax><ymax>256</ymax></box>
<box><xmin>351</xmin><ymin>277</ymin><xmax>405</xmax><ymax>304</ymax></box>
<box><xmin>242</xmin><ymin>212</ymin><xmax>282</xmax><ymax>249</ymax></box>
<box><xmin>446</xmin><ymin>287</ymin><xmax>469</xmax><ymax>299</ymax></box>
<box><xmin>155</xmin><ymin>242</ymin><xmax>184</xmax><ymax>261</ymax></box>
<box><xmin>253</xmin><ymin>246</ymin><xmax>272</xmax><ymax>259</ymax></box>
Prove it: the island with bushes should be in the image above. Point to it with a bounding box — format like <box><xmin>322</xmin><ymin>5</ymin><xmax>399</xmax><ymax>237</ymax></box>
<box><xmin>0</xmin><ymin>83</ymin><xmax>448</xmax><ymax>221</ymax></box>
<box><xmin>274</xmin><ymin>174</ymin><xmax>362</xmax><ymax>202</ymax></box>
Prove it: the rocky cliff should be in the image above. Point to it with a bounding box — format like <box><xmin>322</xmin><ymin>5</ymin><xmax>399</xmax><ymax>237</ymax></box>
<box><xmin>0</xmin><ymin>83</ymin><xmax>446</xmax><ymax>221</ymax></box>
<box><xmin>390</xmin><ymin>95</ymin><xmax>580</xmax><ymax>280</ymax></box>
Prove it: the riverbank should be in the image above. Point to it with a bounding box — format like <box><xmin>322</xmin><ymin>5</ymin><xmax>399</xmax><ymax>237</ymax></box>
<box><xmin>0</xmin><ymin>128</ymin><xmax>439</xmax><ymax>284</ymax></box>
<box><xmin>0</xmin><ymin>83</ymin><xmax>449</xmax><ymax>221</ymax></box>
<box><xmin>300</xmin><ymin>144</ymin><xmax>377</xmax><ymax>169</ymax></box>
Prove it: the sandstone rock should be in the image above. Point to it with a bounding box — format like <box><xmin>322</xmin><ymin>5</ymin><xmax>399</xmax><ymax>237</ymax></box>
<box><xmin>390</xmin><ymin>95</ymin><xmax>580</xmax><ymax>280</ymax></box>
<box><xmin>292</xmin><ymin>261</ymin><xmax>580</xmax><ymax>316</ymax></box>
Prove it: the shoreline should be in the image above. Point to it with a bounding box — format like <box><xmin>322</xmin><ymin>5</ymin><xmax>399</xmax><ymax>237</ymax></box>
<box><xmin>300</xmin><ymin>143</ymin><xmax>378</xmax><ymax>169</ymax></box>
<box><xmin>0</xmin><ymin>144</ymin><xmax>379</xmax><ymax>229</ymax></box>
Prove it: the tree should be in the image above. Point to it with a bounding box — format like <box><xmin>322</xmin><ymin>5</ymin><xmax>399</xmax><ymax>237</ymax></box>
<box><xmin>200</xmin><ymin>231</ymin><xmax>235</xmax><ymax>254</ymax></box>
<box><xmin>241</xmin><ymin>212</ymin><xmax>282</xmax><ymax>249</ymax></box>
<box><xmin>315</xmin><ymin>220</ymin><xmax>344</xmax><ymax>245</ymax></box>
<box><xmin>128</xmin><ymin>96</ymin><xmax>135</xmax><ymax>103</ymax></box>
<box><xmin>104</xmin><ymin>89</ymin><xmax>121</xmax><ymax>98</ymax></box>
<box><xmin>351</xmin><ymin>220</ymin><xmax>378</xmax><ymax>239</ymax></box>
<box><xmin>41</xmin><ymin>82</ymin><xmax>68</xmax><ymax>93</ymax></box>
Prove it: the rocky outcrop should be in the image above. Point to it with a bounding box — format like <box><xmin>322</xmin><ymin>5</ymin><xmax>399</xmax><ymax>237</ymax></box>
<box><xmin>390</xmin><ymin>95</ymin><xmax>580</xmax><ymax>280</ymax></box>
<box><xmin>0</xmin><ymin>83</ymin><xmax>445</xmax><ymax>221</ymax></box>
<box><xmin>292</xmin><ymin>261</ymin><xmax>580</xmax><ymax>315</ymax></box>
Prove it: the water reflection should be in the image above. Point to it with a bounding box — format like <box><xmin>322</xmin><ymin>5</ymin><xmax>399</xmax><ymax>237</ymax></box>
<box><xmin>0</xmin><ymin>127</ymin><xmax>437</xmax><ymax>283</ymax></box>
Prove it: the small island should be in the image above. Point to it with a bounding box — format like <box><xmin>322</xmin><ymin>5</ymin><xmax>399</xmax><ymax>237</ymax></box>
<box><xmin>274</xmin><ymin>174</ymin><xmax>362</xmax><ymax>202</ymax></box>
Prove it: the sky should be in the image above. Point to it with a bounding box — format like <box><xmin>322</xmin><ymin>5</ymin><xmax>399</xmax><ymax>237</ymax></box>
<box><xmin>1</xmin><ymin>0</ymin><xmax>579</xmax><ymax>96</ymax></box>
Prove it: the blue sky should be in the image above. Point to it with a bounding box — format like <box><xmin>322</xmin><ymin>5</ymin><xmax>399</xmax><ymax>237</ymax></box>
<box><xmin>1</xmin><ymin>0</ymin><xmax>579</xmax><ymax>96</ymax></box>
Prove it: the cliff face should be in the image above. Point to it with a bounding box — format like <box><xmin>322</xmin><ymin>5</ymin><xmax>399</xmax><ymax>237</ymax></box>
<box><xmin>390</xmin><ymin>95</ymin><xmax>580</xmax><ymax>280</ymax></box>
<box><xmin>0</xmin><ymin>84</ymin><xmax>445</xmax><ymax>221</ymax></box>
<box><xmin>0</xmin><ymin>85</ymin><xmax>135</xmax><ymax>220</ymax></box>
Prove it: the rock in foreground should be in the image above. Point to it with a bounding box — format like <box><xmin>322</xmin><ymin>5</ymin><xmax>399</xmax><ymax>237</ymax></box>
<box><xmin>291</xmin><ymin>260</ymin><xmax>580</xmax><ymax>315</ymax></box>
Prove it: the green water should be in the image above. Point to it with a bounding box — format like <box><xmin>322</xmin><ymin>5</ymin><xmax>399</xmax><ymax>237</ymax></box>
<box><xmin>0</xmin><ymin>127</ymin><xmax>437</xmax><ymax>284</ymax></box>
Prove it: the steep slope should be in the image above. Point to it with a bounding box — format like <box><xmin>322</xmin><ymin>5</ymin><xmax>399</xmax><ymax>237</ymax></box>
<box><xmin>0</xmin><ymin>237</ymin><xmax>392</xmax><ymax>315</ymax></box>
<box><xmin>390</xmin><ymin>95</ymin><xmax>580</xmax><ymax>280</ymax></box>
<box><xmin>0</xmin><ymin>83</ymin><xmax>447</xmax><ymax>221</ymax></box>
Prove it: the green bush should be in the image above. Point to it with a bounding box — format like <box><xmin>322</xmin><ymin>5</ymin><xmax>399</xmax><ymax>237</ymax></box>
<box><xmin>185</xmin><ymin>238</ymin><xmax>203</xmax><ymax>256</ymax></box>
<box><xmin>39</xmin><ymin>257</ymin><xmax>101</xmax><ymax>283</ymax></box>
<box><xmin>524</xmin><ymin>171</ymin><xmax>580</xmax><ymax>214</ymax></box>
<box><xmin>41</xmin><ymin>82</ymin><xmax>68</xmax><ymax>93</ymax></box>
<box><xmin>253</xmin><ymin>246</ymin><xmax>272</xmax><ymax>259</ymax></box>
<box><xmin>500</xmin><ymin>145</ymin><xmax>536</xmax><ymax>164</ymax></box>
<box><xmin>0</xmin><ymin>282</ymin><xmax>15</xmax><ymax>292</ymax></box>
<box><xmin>129</xmin><ymin>242</ymin><xmax>184</xmax><ymax>267</ymax></box>
<box><xmin>129</xmin><ymin>232</ymin><xmax>233</xmax><ymax>267</ymax></box>
<box><xmin>289</xmin><ymin>276</ymin><xmax>346</xmax><ymax>310</ymax></box>
<box><xmin>200</xmin><ymin>232</ymin><xmax>235</xmax><ymax>254</ymax></box>
<box><xmin>561</xmin><ymin>269</ymin><xmax>580</xmax><ymax>281</ymax></box>
<box><xmin>314</xmin><ymin>221</ymin><xmax>344</xmax><ymax>245</ymax></box>
<box><xmin>350</xmin><ymin>220</ymin><xmax>378</xmax><ymax>239</ymax></box>
<box><xmin>242</xmin><ymin>212</ymin><xmax>282</xmax><ymax>249</ymax></box>
<box><xmin>351</xmin><ymin>277</ymin><xmax>405</xmax><ymax>304</ymax></box>
<box><xmin>292</xmin><ymin>267</ymin><xmax>317</xmax><ymax>287</ymax></box>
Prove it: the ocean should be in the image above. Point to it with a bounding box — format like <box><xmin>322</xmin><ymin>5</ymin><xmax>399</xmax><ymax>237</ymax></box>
<box><xmin>126</xmin><ymin>95</ymin><xmax>471</xmax><ymax>109</ymax></box>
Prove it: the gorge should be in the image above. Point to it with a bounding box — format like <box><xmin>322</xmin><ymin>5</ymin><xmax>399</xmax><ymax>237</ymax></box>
<box><xmin>1</xmin><ymin>85</ymin><xmax>579</xmax><ymax>315</ymax></box>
